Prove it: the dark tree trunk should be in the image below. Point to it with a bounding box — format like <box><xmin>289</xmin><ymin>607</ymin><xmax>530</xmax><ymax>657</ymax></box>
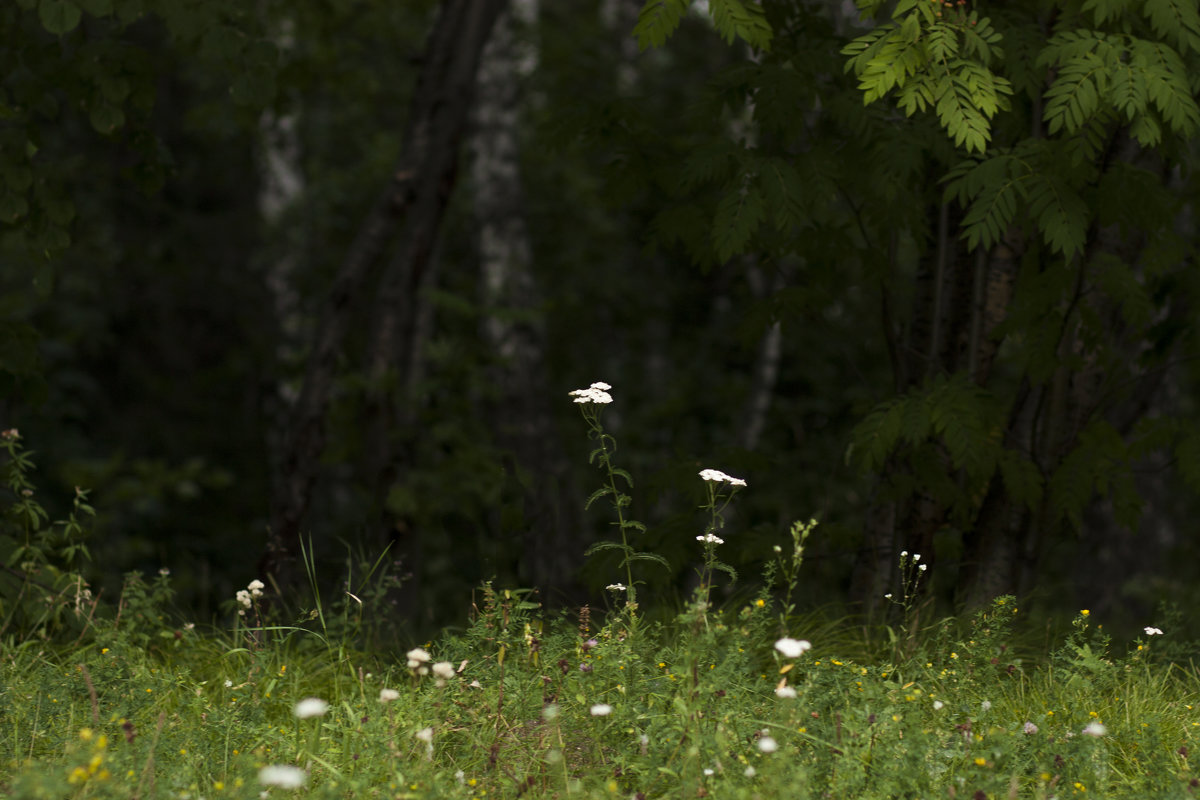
<box><xmin>263</xmin><ymin>0</ymin><xmax>508</xmax><ymax>596</ymax></box>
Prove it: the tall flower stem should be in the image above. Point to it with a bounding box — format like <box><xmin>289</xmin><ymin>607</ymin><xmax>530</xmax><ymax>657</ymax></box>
<box><xmin>570</xmin><ymin>382</ymin><xmax>658</xmax><ymax>635</ymax></box>
<box><xmin>693</xmin><ymin>469</ymin><xmax>747</xmax><ymax>628</ymax></box>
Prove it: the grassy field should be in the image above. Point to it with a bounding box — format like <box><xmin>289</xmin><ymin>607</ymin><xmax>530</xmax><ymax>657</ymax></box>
<box><xmin>2</xmin><ymin>562</ymin><xmax>1199</xmax><ymax>800</ymax></box>
<box><xmin>4</xmin><ymin>404</ymin><xmax>1200</xmax><ymax>798</ymax></box>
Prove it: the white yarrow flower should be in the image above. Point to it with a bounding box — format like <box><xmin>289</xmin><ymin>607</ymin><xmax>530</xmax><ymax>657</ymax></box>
<box><xmin>744</xmin><ymin>766</ymin><xmax>756</xmax><ymax>777</ymax></box>
<box><xmin>293</xmin><ymin>697</ymin><xmax>329</xmax><ymax>719</ymax></box>
<box><xmin>258</xmin><ymin>765</ymin><xmax>306</xmax><ymax>789</ymax></box>
<box><xmin>415</xmin><ymin>726</ymin><xmax>434</xmax><ymax>743</ymax></box>
<box><xmin>932</xmin><ymin>700</ymin><xmax>944</xmax><ymax>710</ymax></box>
<box><xmin>589</xmin><ymin>703</ymin><xmax>613</xmax><ymax>716</ymax></box>
<box><xmin>406</xmin><ymin>647</ymin><xmax>432</xmax><ymax>669</ymax></box>
<box><xmin>1083</xmin><ymin>721</ymin><xmax>1107</xmax><ymax>737</ymax></box>
<box><xmin>236</xmin><ymin>589</ymin><xmax>252</xmax><ymax>609</ymax></box>
<box><xmin>698</xmin><ymin>469</ymin><xmax>747</xmax><ymax>487</ymax></box>
<box><xmin>379</xmin><ymin>688</ymin><xmax>400</xmax><ymax>703</ymax></box>
<box><xmin>1145</xmin><ymin>626</ymin><xmax>1164</xmax><ymax>636</ymax></box>
<box><xmin>758</xmin><ymin>735</ymin><xmax>778</xmax><ymax>753</ymax></box>
<box><xmin>774</xmin><ymin>637</ymin><xmax>812</xmax><ymax>658</ymax></box>
<box><xmin>569</xmin><ymin>384</ymin><xmax>614</xmax><ymax>404</ymax></box>
<box><xmin>775</xmin><ymin>686</ymin><xmax>797</xmax><ymax>699</ymax></box>
<box><xmin>696</xmin><ymin>534</ymin><xmax>724</xmax><ymax>545</ymax></box>
<box><xmin>432</xmin><ymin>661</ymin><xmax>456</xmax><ymax>680</ymax></box>
<box><xmin>606</xmin><ymin>583</ymin><xmax>626</xmax><ymax>591</ymax></box>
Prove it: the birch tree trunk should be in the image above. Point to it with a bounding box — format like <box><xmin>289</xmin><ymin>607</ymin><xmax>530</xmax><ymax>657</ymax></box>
<box><xmin>469</xmin><ymin>0</ymin><xmax>583</xmax><ymax>598</ymax></box>
<box><xmin>263</xmin><ymin>0</ymin><xmax>507</xmax><ymax>594</ymax></box>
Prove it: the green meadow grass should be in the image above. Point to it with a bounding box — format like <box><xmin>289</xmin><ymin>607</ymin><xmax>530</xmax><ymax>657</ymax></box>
<box><xmin>2</xmin><ymin>575</ymin><xmax>1200</xmax><ymax>800</ymax></box>
<box><xmin>4</xmin><ymin>403</ymin><xmax>1200</xmax><ymax>798</ymax></box>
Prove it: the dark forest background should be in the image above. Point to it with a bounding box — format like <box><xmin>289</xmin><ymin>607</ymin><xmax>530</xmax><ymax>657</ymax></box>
<box><xmin>3</xmin><ymin>0</ymin><xmax>1200</xmax><ymax>643</ymax></box>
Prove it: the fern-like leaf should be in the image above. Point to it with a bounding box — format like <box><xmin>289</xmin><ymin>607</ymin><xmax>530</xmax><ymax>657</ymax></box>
<box><xmin>712</xmin><ymin>181</ymin><xmax>765</xmax><ymax>262</ymax></box>
<box><xmin>1023</xmin><ymin>171</ymin><xmax>1089</xmax><ymax>257</ymax></box>
<box><xmin>708</xmin><ymin>0</ymin><xmax>773</xmax><ymax>50</ymax></box>
<box><xmin>634</xmin><ymin>0</ymin><xmax>691</xmax><ymax>51</ymax></box>
<box><xmin>1143</xmin><ymin>0</ymin><xmax>1200</xmax><ymax>55</ymax></box>
<box><xmin>1130</xmin><ymin>38</ymin><xmax>1200</xmax><ymax>136</ymax></box>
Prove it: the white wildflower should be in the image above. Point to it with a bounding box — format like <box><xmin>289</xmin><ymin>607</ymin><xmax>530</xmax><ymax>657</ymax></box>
<box><xmin>744</xmin><ymin>766</ymin><xmax>756</xmax><ymax>778</ymax></box>
<box><xmin>758</xmin><ymin>736</ymin><xmax>778</xmax><ymax>753</ymax></box>
<box><xmin>236</xmin><ymin>590</ymin><xmax>252</xmax><ymax>609</ymax></box>
<box><xmin>569</xmin><ymin>384</ymin><xmax>613</xmax><ymax>404</ymax></box>
<box><xmin>258</xmin><ymin>765</ymin><xmax>306</xmax><ymax>789</ymax></box>
<box><xmin>293</xmin><ymin>697</ymin><xmax>329</xmax><ymax>719</ymax></box>
<box><xmin>1083</xmin><ymin>721</ymin><xmax>1107</xmax><ymax>737</ymax></box>
<box><xmin>698</xmin><ymin>468</ymin><xmax>747</xmax><ymax>487</ymax></box>
<box><xmin>696</xmin><ymin>534</ymin><xmax>725</xmax><ymax>545</ymax></box>
<box><xmin>606</xmin><ymin>583</ymin><xmax>626</xmax><ymax>591</ymax></box>
<box><xmin>224</xmin><ymin>679</ymin><xmax>233</xmax><ymax>688</ymax></box>
<box><xmin>379</xmin><ymin>688</ymin><xmax>400</xmax><ymax>703</ymax></box>
<box><xmin>415</xmin><ymin>727</ymin><xmax>434</xmax><ymax>744</ymax></box>
<box><xmin>703</xmin><ymin>768</ymin><xmax>714</xmax><ymax>776</ymax></box>
<box><xmin>1023</xmin><ymin>721</ymin><xmax>1038</xmax><ymax>734</ymax></box>
<box><xmin>1145</xmin><ymin>626</ymin><xmax>1164</xmax><ymax>636</ymax></box>
<box><xmin>775</xmin><ymin>686</ymin><xmax>797</xmax><ymax>699</ymax></box>
<box><xmin>932</xmin><ymin>700</ymin><xmax>944</xmax><ymax>710</ymax></box>
<box><xmin>590</xmin><ymin>703</ymin><xmax>613</xmax><ymax>716</ymax></box>
<box><xmin>406</xmin><ymin>647</ymin><xmax>432</xmax><ymax>669</ymax></box>
<box><xmin>981</xmin><ymin>700</ymin><xmax>992</xmax><ymax>712</ymax></box>
<box><xmin>774</xmin><ymin>637</ymin><xmax>812</xmax><ymax>658</ymax></box>
<box><xmin>248</xmin><ymin>579</ymin><xmax>265</xmax><ymax>598</ymax></box>
<box><xmin>912</xmin><ymin>553</ymin><xmax>921</xmax><ymax>561</ymax></box>
<box><xmin>918</xmin><ymin>564</ymin><xmax>927</xmax><ymax>572</ymax></box>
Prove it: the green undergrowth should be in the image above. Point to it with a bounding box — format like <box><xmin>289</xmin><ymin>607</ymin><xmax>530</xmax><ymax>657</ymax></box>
<box><xmin>2</xmin><ymin>583</ymin><xmax>1200</xmax><ymax>800</ymax></box>
<box><xmin>4</xmin><ymin>413</ymin><xmax>1200</xmax><ymax>799</ymax></box>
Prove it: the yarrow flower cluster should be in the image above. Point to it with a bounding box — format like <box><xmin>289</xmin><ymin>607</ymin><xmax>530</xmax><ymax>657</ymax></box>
<box><xmin>235</xmin><ymin>579</ymin><xmax>265</xmax><ymax>616</ymax></box>
<box><xmin>775</xmin><ymin>637</ymin><xmax>812</xmax><ymax>658</ymax></box>
<box><xmin>431</xmin><ymin>660</ymin><xmax>456</xmax><ymax>688</ymax></box>
<box><xmin>696</xmin><ymin>533</ymin><xmax>724</xmax><ymax>545</ymax></box>
<box><xmin>407</xmin><ymin>647</ymin><xmax>432</xmax><ymax>674</ymax></box>
<box><xmin>1145</xmin><ymin>626</ymin><xmax>1164</xmax><ymax>636</ymax></box>
<box><xmin>293</xmin><ymin>698</ymin><xmax>329</xmax><ymax>719</ymax></box>
<box><xmin>569</xmin><ymin>381</ymin><xmax>613</xmax><ymax>405</ymax></box>
<box><xmin>259</xmin><ymin>765</ymin><xmax>305</xmax><ymax>789</ymax></box>
<box><xmin>699</xmin><ymin>468</ymin><xmax>747</xmax><ymax>487</ymax></box>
